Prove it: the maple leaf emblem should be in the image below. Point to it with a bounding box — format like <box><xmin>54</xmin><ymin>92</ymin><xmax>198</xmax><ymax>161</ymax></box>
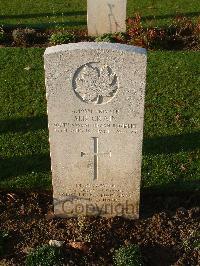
<box><xmin>74</xmin><ymin>63</ymin><xmax>118</xmax><ymax>104</ymax></box>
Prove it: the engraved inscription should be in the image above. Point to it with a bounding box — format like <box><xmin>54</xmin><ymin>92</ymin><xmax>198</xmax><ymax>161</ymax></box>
<box><xmin>53</xmin><ymin>108</ymin><xmax>137</xmax><ymax>134</ymax></box>
<box><xmin>64</xmin><ymin>183</ymin><xmax>133</xmax><ymax>203</ymax></box>
<box><xmin>81</xmin><ymin>137</ymin><xmax>111</xmax><ymax>180</ymax></box>
<box><xmin>54</xmin><ymin>121</ymin><xmax>137</xmax><ymax>134</ymax></box>
<box><xmin>73</xmin><ymin>62</ymin><xmax>118</xmax><ymax>104</ymax></box>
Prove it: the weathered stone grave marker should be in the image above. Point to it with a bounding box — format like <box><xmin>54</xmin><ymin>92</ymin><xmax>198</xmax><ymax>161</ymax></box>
<box><xmin>44</xmin><ymin>42</ymin><xmax>147</xmax><ymax>219</ymax></box>
<box><xmin>87</xmin><ymin>0</ymin><xmax>127</xmax><ymax>36</ymax></box>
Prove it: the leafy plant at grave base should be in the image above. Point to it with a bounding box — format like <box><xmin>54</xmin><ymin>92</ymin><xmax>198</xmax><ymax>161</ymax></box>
<box><xmin>49</xmin><ymin>31</ymin><xmax>76</xmax><ymax>45</ymax></box>
<box><xmin>126</xmin><ymin>14</ymin><xmax>146</xmax><ymax>47</ymax></box>
<box><xmin>182</xmin><ymin>229</ymin><xmax>200</xmax><ymax>252</ymax></box>
<box><xmin>113</xmin><ymin>244</ymin><xmax>143</xmax><ymax>266</ymax></box>
<box><xmin>126</xmin><ymin>14</ymin><xmax>166</xmax><ymax>49</ymax></box>
<box><xmin>194</xmin><ymin>18</ymin><xmax>200</xmax><ymax>40</ymax></box>
<box><xmin>115</xmin><ymin>32</ymin><xmax>128</xmax><ymax>43</ymax></box>
<box><xmin>26</xmin><ymin>244</ymin><xmax>64</xmax><ymax>266</ymax></box>
<box><xmin>95</xmin><ymin>33</ymin><xmax>116</xmax><ymax>43</ymax></box>
<box><xmin>166</xmin><ymin>15</ymin><xmax>200</xmax><ymax>49</ymax></box>
<box><xmin>0</xmin><ymin>231</ymin><xmax>9</xmax><ymax>256</ymax></box>
<box><xmin>126</xmin><ymin>13</ymin><xmax>200</xmax><ymax>50</ymax></box>
<box><xmin>76</xmin><ymin>216</ymin><xmax>93</xmax><ymax>242</ymax></box>
<box><xmin>12</xmin><ymin>28</ymin><xmax>37</xmax><ymax>46</ymax></box>
<box><xmin>55</xmin><ymin>24</ymin><xmax>66</xmax><ymax>32</ymax></box>
<box><xmin>0</xmin><ymin>28</ymin><xmax>6</xmax><ymax>43</ymax></box>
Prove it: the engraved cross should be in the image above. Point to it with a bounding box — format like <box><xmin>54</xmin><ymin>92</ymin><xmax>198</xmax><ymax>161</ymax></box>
<box><xmin>81</xmin><ymin>137</ymin><xmax>111</xmax><ymax>180</ymax></box>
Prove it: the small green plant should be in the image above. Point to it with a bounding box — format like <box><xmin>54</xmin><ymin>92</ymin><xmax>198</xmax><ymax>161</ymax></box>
<box><xmin>12</xmin><ymin>28</ymin><xmax>37</xmax><ymax>45</ymax></box>
<box><xmin>115</xmin><ymin>32</ymin><xmax>127</xmax><ymax>43</ymax></box>
<box><xmin>113</xmin><ymin>244</ymin><xmax>143</xmax><ymax>266</ymax></box>
<box><xmin>26</xmin><ymin>244</ymin><xmax>64</xmax><ymax>266</ymax></box>
<box><xmin>76</xmin><ymin>216</ymin><xmax>92</xmax><ymax>242</ymax></box>
<box><xmin>95</xmin><ymin>33</ymin><xmax>115</xmax><ymax>43</ymax></box>
<box><xmin>0</xmin><ymin>231</ymin><xmax>9</xmax><ymax>256</ymax></box>
<box><xmin>49</xmin><ymin>32</ymin><xmax>76</xmax><ymax>45</ymax></box>
<box><xmin>182</xmin><ymin>229</ymin><xmax>200</xmax><ymax>252</ymax></box>
<box><xmin>0</xmin><ymin>28</ymin><xmax>6</xmax><ymax>43</ymax></box>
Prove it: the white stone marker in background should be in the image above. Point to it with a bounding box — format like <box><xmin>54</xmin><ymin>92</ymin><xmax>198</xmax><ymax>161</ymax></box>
<box><xmin>87</xmin><ymin>0</ymin><xmax>127</xmax><ymax>36</ymax></box>
<box><xmin>44</xmin><ymin>42</ymin><xmax>147</xmax><ymax>219</ymax></box>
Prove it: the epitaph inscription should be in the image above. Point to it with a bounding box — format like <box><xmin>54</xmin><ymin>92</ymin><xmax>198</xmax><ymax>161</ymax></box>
<box><xmin>44</xmin><ymin>43</ymin><xmax>147</xmax><ymax>219</ymax></box>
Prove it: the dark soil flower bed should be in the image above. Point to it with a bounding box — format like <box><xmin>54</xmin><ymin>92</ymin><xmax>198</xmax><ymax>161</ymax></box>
<box><xmin>0</xmin><ymin>15</ymin><xmax>199</xmax><ymax>51</ymax></box>
<box><xmin>0</xmin><ymin>190</ymin><xmax>199</xmax><ymax>265</ymax></box>
<box><xmin>0</xmin><ymin>28</ymin><xmax>89</xmax><ymax>48</ymax></box>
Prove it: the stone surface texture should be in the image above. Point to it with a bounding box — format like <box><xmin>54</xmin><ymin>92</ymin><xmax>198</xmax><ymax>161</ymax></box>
<box><xmin>44</xmin><ymin>42</ymin><xmax>147</xmax><ymax>219</ymax></box>
<box><xmin>87</xmin><ymin>0</ymin><xmax>127</xmax><ymax>36</ymax></box>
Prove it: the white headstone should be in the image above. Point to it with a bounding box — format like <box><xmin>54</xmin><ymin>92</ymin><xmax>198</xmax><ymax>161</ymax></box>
<box><xmin>44</xmin><ymin>42</ymin><xmax>147</xmax><ymax>219</ymax></box>
<box><xmin>87</xmin><ymin>0</ymin><xmax>127</xmax><ymax>36</ymax></box>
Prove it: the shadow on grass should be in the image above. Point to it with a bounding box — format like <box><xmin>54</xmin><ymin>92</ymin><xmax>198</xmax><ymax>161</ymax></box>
<box><xmin>0</xmin><ymin>115</ymin><xmax>199</xmax><ymax>180</ymax></box>
<box><xmin>141</xmin><ymin>11</ymin><xmax>200</xmax><ymax>22</ymax></box>
<box><xmin>0</xmin><ymin>11</ymin><xmax>86</xmax><ymax>20</ymax></box>
<box><xmin>143</xmin><ymin>131</ymin><xmax>200</xmax><ymax>154</ymax></box>
<box><xmin>0</xmin><ymin>153</ymin><xmax>51</xmax><ymax>180</ymax></box>
<box><xmin>1</xmin><ymin>115</ymin><xmax>200</xmax><ymax>152</ymax></box>
<box><xmin>1</xmin><ymin>11</ymin><xmax>199</xmax><ymax>29</ymax></box>
<box><xmin>2</xmin><ymin>21</ymin><xmax>87</xmax><ymax>30</ymax></box>
<box><xmin>0</xmin><ymin>11</ymin><xmax>87</xmax><ymax>29</ymax></box>
<box><xmin>1</xmin><ymin>10</ymin><xmax>199</xmax><ymax>21</ymax></box>
<box><xmin>0</xmin><ymin>115</ymin><xmax>48</xmax><ymax>133</ymax></box>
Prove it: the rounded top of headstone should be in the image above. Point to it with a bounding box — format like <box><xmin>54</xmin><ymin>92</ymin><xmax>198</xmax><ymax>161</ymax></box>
<box><xmin>44</xmin><ymin>42</ymin><xmax>146</xmax><ymax>56</ymax></box>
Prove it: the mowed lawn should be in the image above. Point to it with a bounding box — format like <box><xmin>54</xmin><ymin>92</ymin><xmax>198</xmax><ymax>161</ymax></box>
<box><xmin>0</xmin><ymin>48</ymin><xmax>199</xmax><ymax>191</ymax></box>
<box><xmin>0</xmin><ymin>0</ymin><xmax>199</xmax><ymax>29</ymax></box>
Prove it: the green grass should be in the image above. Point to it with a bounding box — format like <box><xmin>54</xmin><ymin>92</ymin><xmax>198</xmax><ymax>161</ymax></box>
<box><xmin>0</xmin><ymin>48</ymin><xmax>199</xmax><ymax>191</ymax></box>
<box><xmin>0</xmin><ymin>0</ymin><xmax>87</xmax><ymax>29</ymax></box>
<box><xmin>0</xmin><ymin>0</ymin><xmax>199</xmax><ymax>29</ymax></box>
<box><xmin>0</xmin><ymin>48</ymin><xmax>50</xmax><ymax>190</ymax></box>
<box><xmin>127</xmin><ymin>0</ymin><xmax>200</xmax><ymax>27</ymax></box>
<box><xmin>143</xmin><ymin>51</ymin><xmax>200</xmax><ymax>191</ymax></box>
